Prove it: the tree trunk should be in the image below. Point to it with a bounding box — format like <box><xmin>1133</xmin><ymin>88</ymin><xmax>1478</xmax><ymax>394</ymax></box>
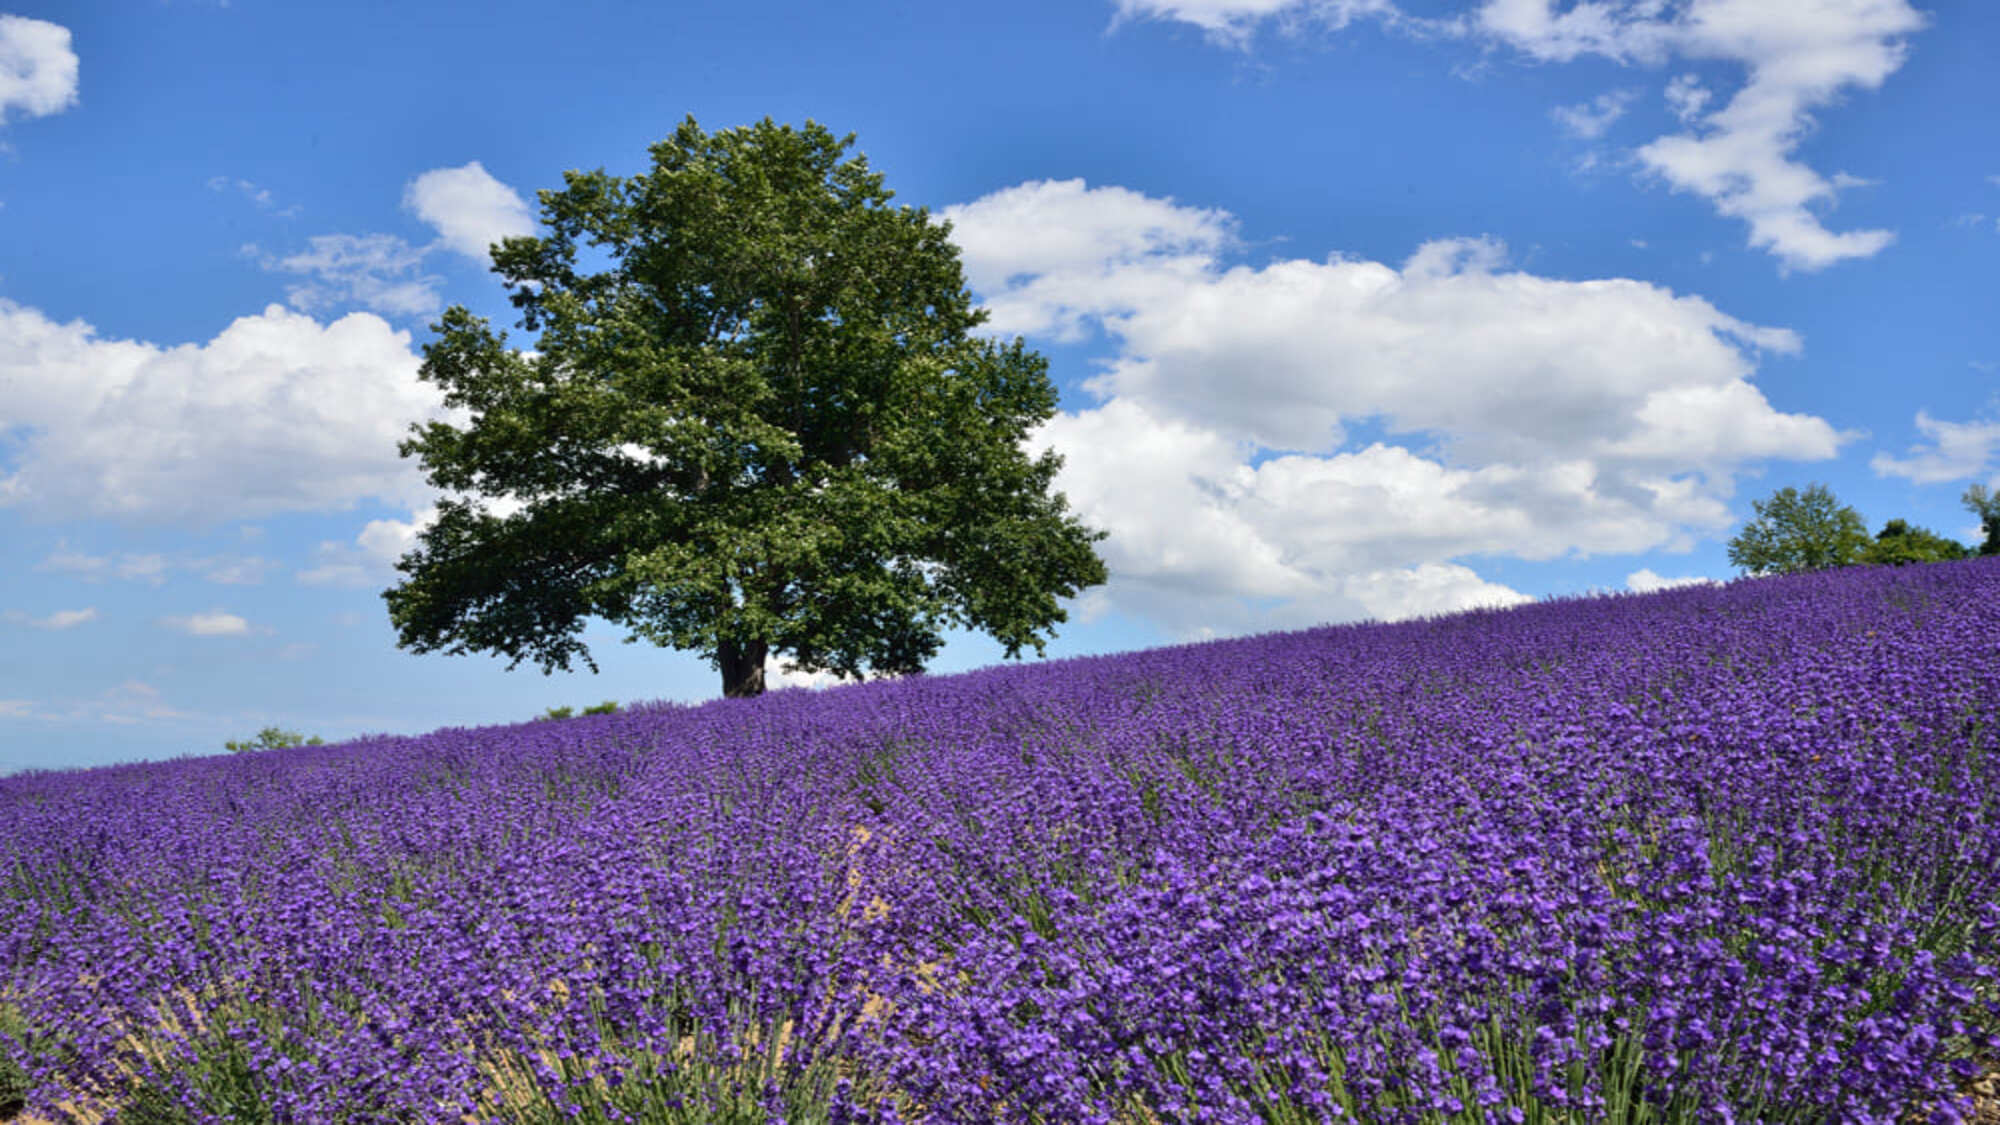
<box><xmin>719</xmin><ymin>637</ymin><xmax>768</xmax><ymax>698</ymax></box>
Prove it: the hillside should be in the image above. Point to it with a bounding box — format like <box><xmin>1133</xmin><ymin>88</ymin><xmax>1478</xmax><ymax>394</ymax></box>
<box><xmin>4</xmin><ymin>560</ymin><xmax>1999</xmax><ymax>1123</ymax></box>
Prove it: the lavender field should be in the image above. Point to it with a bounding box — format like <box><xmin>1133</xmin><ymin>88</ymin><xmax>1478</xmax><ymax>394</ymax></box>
<box><xmin>4</xmin><ymin>562</ymin><xmax>1999</xmax><ymax>1124</ymax></box>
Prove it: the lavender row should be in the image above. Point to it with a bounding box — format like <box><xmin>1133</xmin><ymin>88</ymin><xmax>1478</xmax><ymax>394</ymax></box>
<box><xmin>4</xmin><ymin>560</ymin><xmax>1999</xmax><ymax>1122</ymax></box>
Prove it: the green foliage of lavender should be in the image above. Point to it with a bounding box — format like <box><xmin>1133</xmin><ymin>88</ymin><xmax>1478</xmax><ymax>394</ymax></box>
<box><xmin>4</xmin><ymin>561</ymin><xmax>1999</xmax><ymax>1122</ymax></box>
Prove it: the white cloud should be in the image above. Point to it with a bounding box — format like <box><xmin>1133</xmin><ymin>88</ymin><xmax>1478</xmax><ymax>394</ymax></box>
<box><xmin>2</xmin><ymin>607</ymin><xmax>97</xmax><ymax>629</ymax></box>
<box><xmin>763</xmin><ymin>655</ymin><xmax>897</xmax><ymax>692</ymax></box>
<box><xmin>36</xmin><ymin>545</ymin><xmax>169</xmax><ymax>584</ymax></box>
<box><xmin>1110</xmin><ymin>0</ymin><xmax>1926</xmax><ymax>271</ymax></box>
<box><xmin>0</xmin><ymin>14</ymin><xmax>78</xmax><ymax>126</ymax></box>
<box><xmin>1501</xmin><ymin>0</ymin><xmax>1924</xmax><ymax>271</ymax></box>
<box><xmin>1345</xmin><ymin>562</ymin><xmax>1533</xmax><ymax>620</ymax></box>
<box><xmin>207</xmin><ymin>176</ymin><xmax>299</xmax><ymax>218</ymax></box>
<box><xmin>292</xmin><ymin>555</ymin><xmax>372</xmax><ymax>589</ymax></box>
<box><xmin>158</xmin><ymin>610</ymin><xmax>253</xmax><ymax>637</ymax></box>
<box><xmin>296</xmin><ymin>512</ymin><xmax>428</xmax><ymax>587</ymax></box>
<box><xmin>255</xmin><ymin>162</ymin><xmax>532</xmax><ymax>319</ymax></box>
<box><xmin>0</xmin><ymin>300</ymin><xmax>448</xmax><ymax>524</ymax></box>
<box><xmin>191</xmin><ymin>555</ymin><xmax>276</xmax><ymax>585</ymax></box>
<box><xmin>1031</xmin><ymin>403</ymin><xmax>1559</xmax><ymax>633</ymax></box>
<box><xmin>1551</xmin><ymin>88</ymin><xmax>1636</xmax><ymax>138</ymax></box>
<box><xmin>1475</xmin><ymin>0</ymin><xmax>1677</xmax><ymax>62</ymax></box>
<box><xmin>1664</xmin><ymin>72</ymin><xmax>1713</xmax><ymax>121</ymax></box>
<box><xmin>209</xmin><ymin>176</ymin><xmax>273</xmax><ymax>207</ymax></box>
<box><xmin>357</xmin><ymin>506</ymin><xmax>446</xmax><ymax>562</ymax></box>
<box><xmin>944</xmin><ymin>178</ymin><xmax>1235</xmax><ymax>340</ymax></box>
<box><xmin>959</xmin><ymin>187</ymin><xmax>1820</xmax><ymax>462</ymax></box>
<box><xmin>404</xmin><ymin>161</ymin><xmax>536</xmax><ymax>264</ymax></box>
<box><xmin>300</xmin><ymin>498</ymin><xmax>523</xmax><ymax>587</ymax></box>
<box><xmin>43</xmin><ymin>607</ymin><xmax>98</xmax><ymax>628</ymax></box>
<box><xmin>1625</xmin><ymin>568</ymin><xmax>1718</xmax><ymax>593</ymax></box>
<box><xmin>1870</xmin><ymin>410</ymin><xmax>2000</xmax><ymax>485</ymax></box>
<box><xmin>950</xmin><ymin>179</ymin><xmax>1841</xmax><ymax>635</ymax></box>
<box><xmin>82</xmin><ymin>680</ymin><xmax>198</xmax><ymax>725</ymax></box>
<box><xmin>33</xmin><ymin>545</ymin><xmax>273</xmax><ymax>585</ymax></box>
<box><xmin>2</xmin><ymin>680</ymin><xmax>203</xmax><ymax>726</ymax></box>
<box><xmin>1109</xmin><ymin>0</ymin><xmax>1400</xmax><ymax>46</ymax></box>
<box><xmin>262</xmin><ymin>234</ymin><xmax>443</xmax><ymax>317</ymax></box>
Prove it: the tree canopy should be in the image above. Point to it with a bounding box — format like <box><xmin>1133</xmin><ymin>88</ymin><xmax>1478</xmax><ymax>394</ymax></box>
<box><xmin>224</xmin><ymin>727</ymin><xmax>324</xmax><ymax>754</ymax></box>
<box><xmin>1859</xmin><ymin>518</ymin><xmax>1971</xmax><ymax>567</ymax></box>
<box><xmin>1966</xmin><ymin>484</ymin><xmax>2000</xmax><ymax>557</ymax></box>
<box><xmin>1726</xmin><ymin>483</ymin><xmax>1871</xmax><ymax>576</ymax></box>
<box><xmin>383</xmin><ymin>118</ymin><xmax>1108</xmax><ymax>697</ymax></box>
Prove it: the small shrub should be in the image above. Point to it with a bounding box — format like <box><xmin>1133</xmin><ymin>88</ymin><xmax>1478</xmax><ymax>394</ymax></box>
<box><xmin>542</xmin><ymin>701</ymin><xmax>619</xmax><ymax>721</ymax></box>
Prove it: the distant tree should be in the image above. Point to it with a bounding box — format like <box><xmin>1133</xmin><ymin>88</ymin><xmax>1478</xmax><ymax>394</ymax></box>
<box><xmin>224</xmin><ymin>727</ymin><xmax>325</xmax><ymax>753</ymax></box>
<box><xmin>1726</xmin><ymin>484</ymin><xmax>1871</xmax><ymax>576</ymax></box>
<box><xmin>384</xmin><ymin>117</ymin><xmax>1107</xmax><ymax>698</ymax></box>
<box><xmin>540</xmin><ymin>701</ymin><xmax>619</xmax><ymax>721</ymax></box>
<box><xmin>1966</xmin><ymin>484</ymin><xmax>2000</xmax><ymax>556</ymax></box>
<box><xmin>1860</xmin><ymin>518</ymin><xmax>1972</xmax><ymax>566</ymax></box>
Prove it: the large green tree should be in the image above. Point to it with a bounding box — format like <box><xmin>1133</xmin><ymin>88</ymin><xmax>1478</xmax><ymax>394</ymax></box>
<box><xmin>1859</xmin><ymin>518</ymin><xmax>1971</xmax><ymax>566</ymax></box>
<box><xmin>384</xmin><ymin>118</ymin><xmax>1108</xmax><ymax>697</ymax></box>
<box><xmin>1966</xmin><ymin>484</ymin><xmax>2000</xmax><ymax>556</ymax></box>
<box><xmin>1726</xmin><ymin>483</ymin><xmax>1871</xmax><ymax>576</ymax></box>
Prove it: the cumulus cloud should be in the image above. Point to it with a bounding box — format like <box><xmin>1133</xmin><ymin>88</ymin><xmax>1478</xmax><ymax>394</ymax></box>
<box><xmin>2</xmin><ymin>607</ymin><xmax>98</xmax><ymax>629</ymax></box>
<box><xmin>1110</xmin><ymin>0</ymin><xmax>1926</xmax><ymax>271</ymax></box>
<box><xmin>403</xmin><ymin>161</ymin><xmax>536</xmax><ymax>264</ymax></box>
<box><xmin>944</xmin><ymin>178</ymin><xmax>1235</xmax><ymax>340</ymax></box>
<box><xmin>763</xmin><ymin>656</ymin><xmax>899</xmax><ymax>692</ymax></box>
<box><xmin>1870</xmin><ymin>410</ymin><xmax>2000</xmax><ymax>485</ymax></box>
<box><xmin>1625</xmin><ymin>568</ymin><xmax>1718</xmax><ymax>593</ymax></box>
<box><xmin>158</xmin><ymin>611</ymin><xmax>254</xmax><ymax>637</ymax></box>
<box><xmin>296</xmin><ymin>513</ymin><xmax>429</xmax><ymax>587</ymax></box>
<box><xmin>258</xmin><ymin>162</ymin><xmax>533</xmax><ymax>319</ymax></box>
<box><xmin>0</xmin><ymin>14</ymin><xmax>77</xmax><ymax>126</ymax></box>
<box><xmin>948</xmin><ymin>179</ymin><xmax>1841</xmax><ymax>635</ymax></box>
<box><xmin>958</xmin><ymin>185</ymin><xmax>1822</xmax><ymax>460</ymax></box>
<box><xmin>299</xmin><ymin>497</ymin><xmax>524</xmax><ymax>587</ymax></box>
<box><xmin>0</xmin><ymin>300</ymin><xmax>448</xmax><ymax>524</ymax></box>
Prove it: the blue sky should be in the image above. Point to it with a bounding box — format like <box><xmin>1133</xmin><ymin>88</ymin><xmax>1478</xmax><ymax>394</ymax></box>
<box><xmin>2</xmin><ymin>0</ymin><xmax>1996</xmax><ymax>773</ymax></box>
